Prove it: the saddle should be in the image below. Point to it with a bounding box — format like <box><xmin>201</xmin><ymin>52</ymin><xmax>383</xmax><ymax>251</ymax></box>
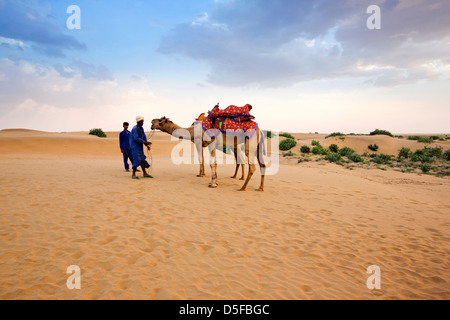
<box><xmin>209</xmin><ymin>104</ymin><xmax>253</xmax><ymax>119</ymax></box>
<box><xmin>201</xmin><ymin>104</ymin><xmax>258</xmax><ymax>139</ymax></box>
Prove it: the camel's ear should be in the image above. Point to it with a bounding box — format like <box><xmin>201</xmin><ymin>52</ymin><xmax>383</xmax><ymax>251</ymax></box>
<box><xmin>164</xmin><ymin>119</ymin><xmax>169</xmax><ymax>123</ymax></box>
<box><xmin>161</xmin><ymin>116</ymin><xmax>166</xmax><ymax>120</ymax></box>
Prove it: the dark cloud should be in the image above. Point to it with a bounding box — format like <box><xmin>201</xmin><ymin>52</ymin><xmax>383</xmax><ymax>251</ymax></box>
<box><xmin>0</xmin><ymin>0</ymin><xmax>86</xmax><ymax>58</ymax></box>
<box><xmin>159</xmin><ymin>0</ymin><xmax>450</xmax><ymax>87</ymax></box>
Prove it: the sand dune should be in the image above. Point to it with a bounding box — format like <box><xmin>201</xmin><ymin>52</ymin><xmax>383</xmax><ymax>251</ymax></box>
<box><xmin>0</xmin><ymin>129</ymin><xmax>449</xmax><ymax>300</ymax></box>
<box><xmin>0</xmin><ymin>129</ymin><xmax>177</xmax><ymax>159</ymax></box>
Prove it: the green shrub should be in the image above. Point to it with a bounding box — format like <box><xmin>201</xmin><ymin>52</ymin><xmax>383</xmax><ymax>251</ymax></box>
<box><xmin>312</xmin><ymin>146</ymin><xmax>329</xmax><ymax>155</ymax></box>
<box><xmin>411</xmin><ymin>153</ymin><xmax>432</xmax><ymax>163</ymax></box>
<box><xmin>283</xmin><ymin>151</ymin><xmax>295</xmax><ymax>157</ymax></box>
<box><xmin>444</xmin><ymin>150</ymin><xmax>450</xmax><ymax>161</ymax></box>
<box><xmin>325</xmin><ymin>153</ymin><xmax>342</xmax><ymax>163</ymax></box>
<box><xmin>312</xmin><ymin>146</ymin><xmax>322</xmax><ymax>155</ymax></box>
<box><xmin>409</xmin><ymin>136</ymin><xmax>435</xmax><ymax>143</ymax></box>
<box><xmin>279</xmin><ymin>138</ymin><xmax>297</xmax><ymax>151</ymax></box>
<box><xmin>325</xmin><ymin>132</ymin><xmax>346</xmax><ymax>139</ymax></box>
<box><xmin>372</xmin><ymin>154</ymin><xmax>391</xmax><ymax>164</ymax></box>
<box><xmin>329</xmin><ymin>144</ymin><xmax>339</xmax><ymax>153</ymax></box>
<box><xmin>417</xmin><ymin>136</ymin><xmax>434</xmax><ymax>143</ymax></box>
<box><xmin>280</xmin><ymin>133</ymin><xmax>295</xmax><ymax>139</ymax></box>
<box><xmin>410</xmin><ymin>147</ymin><xmax>442</xmax><ymax>161</ymax></box>
<box><xmin>370</xmin><ymin>129</ymin><xmax>393</xmax><ymax>137</ymax></box>
<box><xmin>437</xmin><ymin>170</ymin><xmax>450</xmax><ymax>176</ymax></box>
<box><xmin>312</xmin><ymin>140</ymin><xmax>321</xmax><ymax>147</ymax></box>
<box><xmin>420</xmin><ymin>164</ymin><xmax>432</xmax><ymax>173</ymax></box>
<box><xmin>398</xmin><ymin>147</ymin><xmax>411</xmax><ymax>159</ymax></box>
<box><xmin>89</xmin><ymin>128</ymin><xmax>107</xmax><ymax>138</ymax></box>
<box><xmin>424</xmin><ymin>146</ymin><xmax>443</xmax><ymax>158</ymax></box>
<box><xmin>348</xmin><ymin>153</ymin><xmax>363</xmax><ymax>163</ymax></box>
<box><xmin>301</xmin><ymin>145</ymin><xmax>311</xmax><ymax>153</ymax></box>
<box><xmin>368</xmin><ymin>144</ymin><xmax>379</xmax><ymax>152</ymax></box>
<box><xmin>339</xmin><ymin>147</ymin><xmax>355</xmax><ymax>157</ymax></box>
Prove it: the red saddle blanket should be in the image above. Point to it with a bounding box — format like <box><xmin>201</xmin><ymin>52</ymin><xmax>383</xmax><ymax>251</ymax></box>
<box><xmin>209</xmin><ymin>104</ymin><xmax>252</xmax><ymax>118</ymax></box>
<box><xmin>202</xmin><ymin>116</ymin><xmax>258</xmax><ymax>139</ymax></box>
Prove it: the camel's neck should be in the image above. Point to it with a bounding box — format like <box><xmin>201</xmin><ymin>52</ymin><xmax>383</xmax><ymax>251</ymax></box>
<box><xmin>162</xmin><ymin>123</ymin><xmax>194</xmax><ymax>141</ymax></box>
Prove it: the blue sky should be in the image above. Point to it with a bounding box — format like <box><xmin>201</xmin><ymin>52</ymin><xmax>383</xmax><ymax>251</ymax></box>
<box><xmin>0</xmin><ymin>0</ymin><xmax>449</xmax><ymax>133</ymax></box>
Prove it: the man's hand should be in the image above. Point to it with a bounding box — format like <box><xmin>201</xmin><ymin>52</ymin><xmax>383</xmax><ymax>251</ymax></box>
<box><xmin>145</xmin><ymin>141</ymin><xmax>152</xmax><ymax>146</ymax></box>
<box><xmin>121</xmin><ymin>149</ymin><xmax>124</xmax><ymax>154</ymax></box>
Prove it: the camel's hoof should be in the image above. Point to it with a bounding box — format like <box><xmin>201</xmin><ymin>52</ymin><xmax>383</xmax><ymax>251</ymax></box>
<box><xmin>231</xmin><ymin>176</ymin><xmax>237</xmax><ymax>179</ymax></box>
<box><xmin>240</xmin><ymin>178</ymin><xmax>245</xmax><ymax>181</ymax></box>
<box><xmin>208</xmin><ymin>183</ymin><xmax>218</xmax><ymax>188</ymax></box>
<box><xmin>238</xmin><ymin>188</ymin><xmax>246</xmax><ymax>192</ymax></box>
<box><xmin>197</xmin><ymin>175</ymin><xmax>205</xmax><ymax>178</ymax></box>
<box><xmin>257</xmin><ymin>188</ymin><xmax>264</xmax><ymax>192</ymax></box>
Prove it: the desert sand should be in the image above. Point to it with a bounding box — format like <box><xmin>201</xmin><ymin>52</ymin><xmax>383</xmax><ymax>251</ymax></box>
<box><xmin>0</xmin><ymin>129</ymin><xmax>449</xmax><ymax>300</ymax></box>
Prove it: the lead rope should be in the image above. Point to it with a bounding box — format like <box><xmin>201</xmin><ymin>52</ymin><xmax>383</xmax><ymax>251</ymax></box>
<box><xmin>146</xmin><ymin>130</ymin><xmax>155</xmax><ymax>175</ymax></box>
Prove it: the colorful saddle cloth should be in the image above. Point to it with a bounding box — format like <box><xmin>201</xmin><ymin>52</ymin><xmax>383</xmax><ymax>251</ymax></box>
<box><xmin>201</xmin><ymin>116</ymin><xmax>258</xmax><ymax>139</ymax></box>
<box><xmin>209</xmin><ymin>104</ymin><xmax>252</xmax><ymax>119</ymax></box>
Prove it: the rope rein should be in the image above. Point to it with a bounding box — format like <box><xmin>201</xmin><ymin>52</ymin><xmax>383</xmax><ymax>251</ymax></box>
<box><xmin>146</xmin><ymin>129</ymin><xmax>156</xmax><ymax>174</ymax></box>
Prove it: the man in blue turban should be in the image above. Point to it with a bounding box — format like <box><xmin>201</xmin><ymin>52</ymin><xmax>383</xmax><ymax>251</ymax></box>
<box><xmin>130</xmin><ymin>116</ymin><xmax>153</xmax><ymax>180</ymax></box>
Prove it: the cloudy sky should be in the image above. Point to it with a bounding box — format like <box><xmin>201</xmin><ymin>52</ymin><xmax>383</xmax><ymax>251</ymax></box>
<box><xmin>0</xmin><ymin>0</ymin><xmax>449</xmax><ymax>133</ymax></box>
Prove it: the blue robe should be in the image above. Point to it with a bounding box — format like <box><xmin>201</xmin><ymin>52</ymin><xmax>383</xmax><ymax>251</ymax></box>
<box><xmin>130</xmin><ymin>125</ymin><xmax>150</xmax><ymax>169</ymax></box>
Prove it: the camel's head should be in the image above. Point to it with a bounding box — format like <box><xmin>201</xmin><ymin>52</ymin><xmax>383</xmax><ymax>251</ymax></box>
<box><xmin>151</xmin><ymin>117</ymin><xmax>172</xmax><ymax>131</ymax></box>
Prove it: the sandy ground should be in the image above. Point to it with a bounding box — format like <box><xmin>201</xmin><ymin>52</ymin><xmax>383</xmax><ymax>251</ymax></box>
<box><xmin>0</xmin><ymin>129</ymin><xmax>449</xmax><ymax>300</ymax></box>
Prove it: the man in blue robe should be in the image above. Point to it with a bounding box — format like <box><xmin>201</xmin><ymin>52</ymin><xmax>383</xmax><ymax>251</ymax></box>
<box><xmin>119</xmin><ymin>122</ymin><xmax>134</xmax><ymax>172</ymax></box>
<box><xmin>130</xmin><ymin>116</ymin><xmax>153</xmax><ymax>179</ymax></box>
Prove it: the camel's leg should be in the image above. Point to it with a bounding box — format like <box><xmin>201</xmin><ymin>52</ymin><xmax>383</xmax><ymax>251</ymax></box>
<box><xmin>257</xmin><ymin>137</ymin><xmax>266</xmax><ymax>192</ymax></box>
<box><xmin>237</xmin><ymin>147</ymin><xmax>246</xmax><ymax>180</ymax></box>
<box><xmin>201</xmin><ymin>150</ymin><xmax>205</xmax><ymax>176</ymax></box>
<box><xmin>239</xmin><ymin>138</ymin><xmax>255</xmax><ymax>191</ymax></box>
<box><xmin>239</xmin><ymin>164</ymin><xmax>256</xmax><ymax>191</ymax></box>
<box><xmin>240</xmin><ymin>164</ymin><xmax>245</xmax><ymax>180</ymax></box>
<box><xmin>195</xmin><ymin>143</ymin><xmax>205</xmax><ymax>177</ymax></box>
<box><xmin>231</xmin><ymin>147</ymin><xmax>239</xmax><ymax>179</ymax></box>
<box><xmin>208</xmin><ymin>145</ymin><xmax>218</xmax><ymax>188</ymax></box>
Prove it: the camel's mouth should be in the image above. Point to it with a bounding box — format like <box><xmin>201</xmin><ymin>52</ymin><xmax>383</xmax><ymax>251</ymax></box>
<box><xmin>150</xmin><ymin>120</ymin><xmax>158</xmax><ymax>130</ymax></box>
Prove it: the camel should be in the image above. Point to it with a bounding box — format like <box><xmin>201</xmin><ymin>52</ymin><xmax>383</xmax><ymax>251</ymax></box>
<box><xmin>151</xmin><ymin>117</ymin><xmax>245</xmax><ymax>180</ymax></box>
<box><xmin>151</xmin><ymin>117</ymin><xmax>266</xmax><ymax>191</ymax></box>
